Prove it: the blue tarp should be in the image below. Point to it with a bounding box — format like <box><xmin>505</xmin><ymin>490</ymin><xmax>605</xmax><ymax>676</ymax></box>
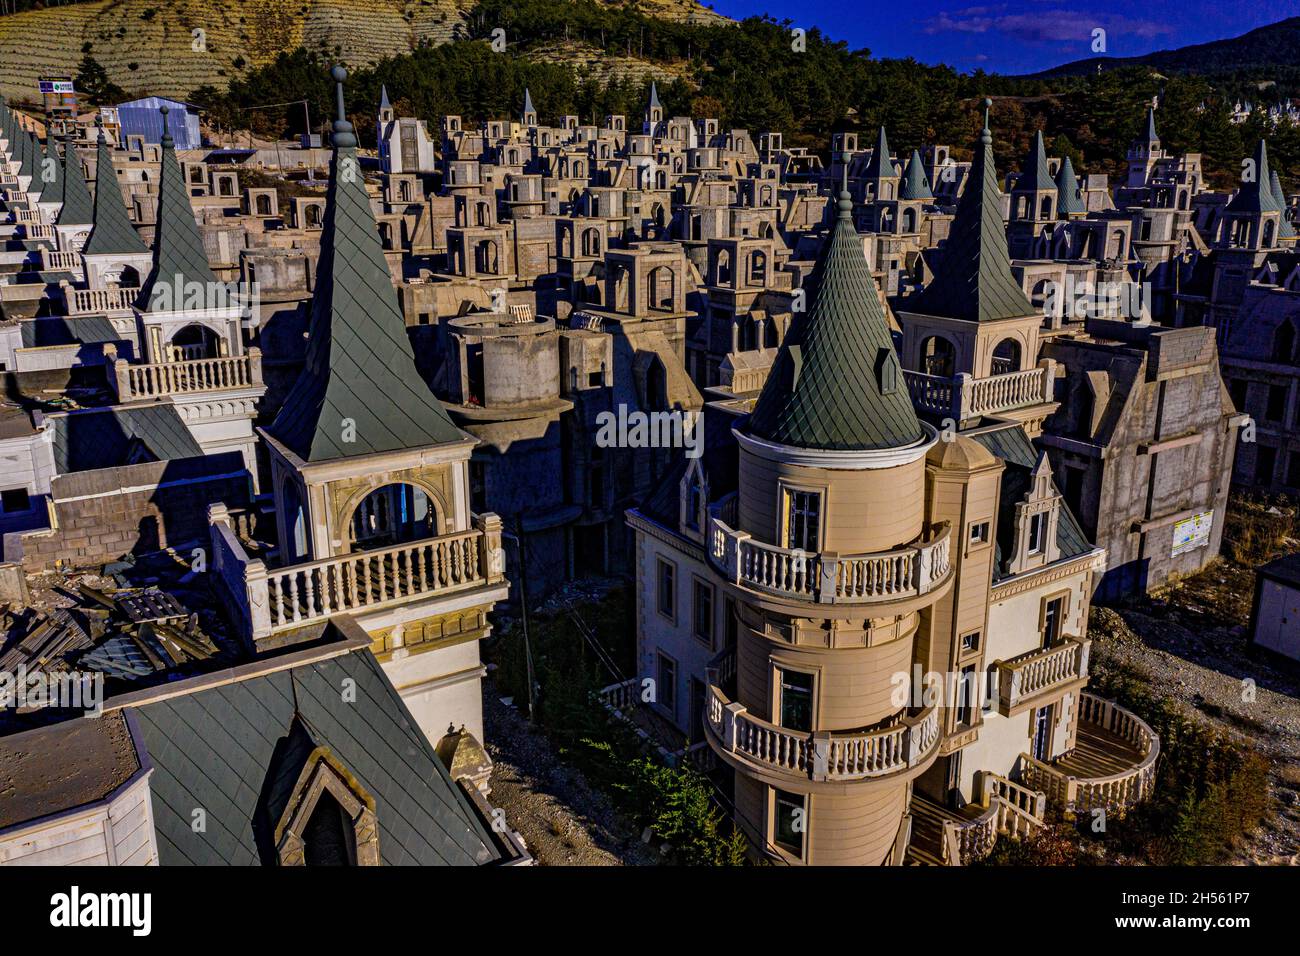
<box><xmin>116</xmin><ymin>96</ymin><xmax>202</xmax><ymax>150</ymax></box>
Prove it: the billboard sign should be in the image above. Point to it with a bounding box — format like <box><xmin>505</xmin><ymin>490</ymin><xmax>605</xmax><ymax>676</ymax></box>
<box><xmin>39</xmin><ymin>81</ymin><xmax>75</xmax><ymax>94</ymax></box>
<box><xmin>1171</xmin><ymin>510</ymin><xmax>1214</xmax><ymax>557</ymax></box>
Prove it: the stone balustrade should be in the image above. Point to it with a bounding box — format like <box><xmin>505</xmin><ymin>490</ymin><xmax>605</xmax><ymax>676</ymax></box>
<box><xmin>41</xmin><ymin>248</ymin><xmax>82</xmax><ymax>272</ymax></box>
<box><xmin>1020</xmin><ymin>692</ymin><xmax>1160</xmax><ymax>819</ymax></box>
<box><xmin>68</xmin><ymin>286</ymin><xmax>139</xmax><ymax>315</ymax></box>
<box><xmin>210</xmin><ymin>506</ymin><xmax>506</xmax><ymax>641</ymax></box>
<box><xmin>994</xmin><ymin>638</ymin><xmax>1090</xmax><ymax>714</ymax></box>
<box><xmin>114</xmin><ymin>351</ymin><xmax>263</xmax><ymax>401</ymax></box>
<box><xmin>979</xmin><ymin>771</ymin><xmax>1047</xmax><ymax>838</ymax></box>
<box><xmin>904</xmin><ymin>360</ymin><xmax>1055</xmax><ymax>421</ymax></box>
<box><xmin>24</xmin><ymin>223</ymin><xmax>54</xmax><ymax>241</ymax></box>
<box><xmin>709</xmin><ymin>513</ymin><xmax>951</xmax><ymax>606</ymax></box>
<box><xmin>706</xmin><ymin>678</ymin><xmax>938</xmax><ymax>782</ymax></box>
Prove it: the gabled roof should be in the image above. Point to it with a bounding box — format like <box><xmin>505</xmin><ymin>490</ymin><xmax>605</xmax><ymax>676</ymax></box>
<box><xmin>83</xmin><ymin>129</ymin><xmax>148</xmax><ymax>257</ymax></box>
<box><xmin>267</xmin><ymin>67</ymin><xmax>466</xmax><ymax>463</ymax></box>
<box><xmin>1227</xmin><ymin>139</ymin><xmax>1282</xmax><ymax>214</ymax></box>
<box><xmin>129</xmin><ymin>648</ymin><xmax>501</xmax><ymax>866</ymax></box>
<box><xmin>137</xmin><ymin>106</ymin><xmax>218</xmax><ymax>312</ymax></box>
<box><xmin>747</xmin><ymin>183</ymin><xmax>925</xmax><ymax>451</ymax></box>
<box><xmin>53</xmin><ymin>405</ymin><xmax>203</xmax><ymax>474</ymax></box>
<box><xmin>862</xmin><ymin>125</ymin><xmax>896</xmax><ymax>182</ymax></box>
<box><xmin>1055</xmin><ymin>154</ymin><xmax>1085</xmax><ymax>216</ymax></box>
<box><xmin>900</xmin><ymin>149</ymin><xmax>932</xmax><ymax>201</ymax></box>
<box><xmin>56</xmin><ymin>141</ymin><xmax>93</xmax><ymax>226</ymax></box>
<box><xmin>904</xmin><ymin>103</ymin><xmax>1035</xmax><ymax>323</ymax></box>
<box><xmin>1017</xmin><ymin>130</ymin><xmax>1055</xmax><ymax>192</ymax></box>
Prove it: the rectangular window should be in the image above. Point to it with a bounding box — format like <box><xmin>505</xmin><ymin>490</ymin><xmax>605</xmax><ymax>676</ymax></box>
<box><xmin>1267</xmin><ymin>385</ymin><xmax>1287</xmax><ymax>423</ymax></box>
<box><xmin>968</xmin><ymin>521</ymin><xmax>990</xmax><ymax>546</ymax></box>
<box><xmin>692</xmin><ymin>579</ymin><xmax>713</xmax><ymax>645</ymax></box>
<box><xmin>1228</xmin><ymin>378</ymin><xmax>1247</xmax><ymax>411</ymax></box>
<box><xmin>657</xmin><ymin>653</ymin><xmax>676</xmax><ymax>715</ymax></box>
<box><xmin>784</xmin><ymin>489</ymin><xmax>821</xmax><ymax>552</ymax></box>
<box><xmin>1028</xmin><ymin>512</ymin><xmax>1046</xmax><ymax>554</ymax></box>
<box><xmin>778</xmin><ymin>668</ymin><xmax>814</xmax><ymax>732</ymax></box>
<box><xmin>955</xmin><ymin>664</ymin><xmax>977</xmax><ymax>727</ymax></box>
<box><xmin>657</xmin><ymin>559</ymin><xmax>675</xmax><ymax>619</ymax></box>
<box><xmin>1257</xmin><ymin>445</ymin><xmax>1278</xmax><ymax>485</ymax></box>
<box><xmin>0</xmin><ymin>488</ymin><xmax>30</xmax><ymax>513</ymax></box>
<box><xmin>960</xmin><ymin>630</ymin><xmax>981</xmax><ymax>653</ymax></box>
<box><xmin>773</xmin><ymin>789</ymin><xmax>806</xmax><ymax>856</ymax></box>
<box><xmin>1043</xmin><ymin>595</ymin><xmax>1065</xmax><ymax>647</ymax></box>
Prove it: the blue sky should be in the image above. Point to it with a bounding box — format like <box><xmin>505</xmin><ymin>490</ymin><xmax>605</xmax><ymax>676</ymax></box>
<box><xmin>702</xmin><ymin>0</ymin><xmax>1290</xmax><ymax>74</ymax></box>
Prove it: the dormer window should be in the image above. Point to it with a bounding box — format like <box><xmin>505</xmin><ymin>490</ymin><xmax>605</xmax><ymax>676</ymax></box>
<box><xmin>1028</xmin><ymin>512</ymin><xmax>1046</xmax><ymax>554</ymax></box>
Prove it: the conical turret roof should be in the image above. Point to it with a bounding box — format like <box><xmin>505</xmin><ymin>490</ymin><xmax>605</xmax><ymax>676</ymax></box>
<box><xmin>904</xmin><ymin>101</ymin><xmax>1034</xmax><ymax>323</ymax></box>
<box><xmin>40</xmin><ymin>136</ymin><xmax>64</xmax><ymax>205</ymax></box>
<box><xmin>1272</xmin><ymin>169</ymin><xmax>1295</xmax><ymax>239</ymax></box>
<box><xmin>1055</xmin><ymin>154</ymin><xmax>1084</xmax><ymax>216</ymax></box>
<box><xmin>862</xmin><ymin>125</ymin><xmax>897</xmax><ymax>183</ymax></box>
<box><xmin>746</xmin><ymin>178</ymin><xmax>924</xmax><ymax>451</ymax></box>
<box><xmin>83</xmin><ymin>127</ymin><xmax>148</xmax><ymax>257</ymax></box>
<box><xmin>1018</xmin><ymin>130</ymin><xmax>1054</xmax><ymax>192</ymax></box>
<box><xmin>57</xmin><ymin>141</ymin><xmax>93</xmax><ymax>226</ymax></box>
<box><xmin>137</xmin><ymin>106</ymin><xmax>219</xmax><ymax>311</ymax></box>
<box><xmin>900</xmin><ymin>149</ymin><xmax>932</xmax><ymax>201</ymax></box>
<box><xmin>1227</xmin><ymin>139</ymin><xmax>1281</xmax><ymax>214</ymax></box>
<box><xmin>267</xmin><ymin>67</ymin><xmax>466</xmax><ymax>463</ymax></box>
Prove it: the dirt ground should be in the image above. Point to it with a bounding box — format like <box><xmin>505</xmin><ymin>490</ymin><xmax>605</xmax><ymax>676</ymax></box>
<box><xmin>481</xmin><ymin>677</ymin><xmax>659</xmax><ymax>866</ymax></box>
<box><xmin>1092</xmin><ymin>557</ymin><xmax>1300</xmax><ymax>865</ymax></box>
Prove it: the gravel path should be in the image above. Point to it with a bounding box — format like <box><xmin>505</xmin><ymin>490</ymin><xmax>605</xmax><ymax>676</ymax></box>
<box><xmin>481</xmin><ymin>678</ymin><xmax>658</xmax><ymax>866</ymax></box>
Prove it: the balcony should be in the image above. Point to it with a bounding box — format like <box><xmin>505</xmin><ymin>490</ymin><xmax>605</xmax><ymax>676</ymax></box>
<box><xmin>113</xmin><ymin>351</ymin><xmax>264</xmax><ymax>402</ymax></box>
<box><xmin>704</xmin><ymin>675</ymin><xmax>939</xmax><ymax>784</ymax></box>
<box><xmin>210</xmin><ymin>506</ymin><xmax>507</xmax><ymax>641</ymax></box>
<box><xmin>708</xmin><ymin>509</ymin><xmax>951</xmax><ymax>607</ymax></box>
<box><xmin>904</xmin><ymin>361</ymin><xmax>1054</xmax><ymax>422</ymax></box>
<box><xmin>68</xmin><ymin>286</ymin><xmax>139</xmax><ymax>315</ymax></box>
<box><xmin>40</xmin><ymin>248</ymin><xmax>81</xmax><ymax>273</ymax></box>
<box><xmin>993</xmin><ymin>638</ymin><xmax>1090</xmax><ymax>716</ymax></box>
<box><xmin>1020</xmin><ymin>693</ymin><xmax>1160</xmax><ymax>819</ymax></box>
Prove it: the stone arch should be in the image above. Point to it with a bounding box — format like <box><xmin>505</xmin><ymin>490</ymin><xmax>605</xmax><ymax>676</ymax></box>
<box><xmin>649</xmin><ymin>265</ymin><xmax>676</xmax><ymax>311</ymax></box>
<box><xmin>920</xmin><ymin>334</ymin><xmax>956</xmax><ymax>377</ymax></box>
<box><xmin>169</xmin><ymin>323</ymin><xmax>222</xmax><ymax>360</ymax></box>
<box><xmin>991</xmin><ymin>336</ymin><xmax>1023</xmax><ymax>375</ymax></box>
<box><xmin>345</xmin><ymin>480</ymin><xmax>448</xmax><ymax>552</ymax></box>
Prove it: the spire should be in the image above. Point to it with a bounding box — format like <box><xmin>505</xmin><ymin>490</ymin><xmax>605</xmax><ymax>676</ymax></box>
<box><xmin>1271</xmin><ymin>169</ymin><xmax>1296</xmax><ymax>239</ymax></box>
<box><xmin>1227</xmin><ymin>139</ymin><xmax>1281</xmax><ymax>214</ymax></box>
<box><xmin>137</xmin><ymin>105</ymin><xmax>219</xmax><ymax>312</ymax></box>
<box><xmin>1055</xmin><ymin>154</ymin><xmax>1085</xmax><ymax>217</ymax></box>
<box><xmin>1018</xmin><ymin>130</ymin><xmax>1054</xmax><ymax>192</ymax></box>
<box><xmin>649</xmin><ymin>81</ymin><xmax>661</xmax><ymax>109</ymax></box>
<box><xmin>267</xmin><ymin>66</ymin><xmax>465</xmax><ymax>463</ymax></box>
<box><xmin>523</xmin><ymin>87</ymin><xmax>535</xmax><ymax>119</ymax></box>
<box><xmin>862</xmin><ymin>125</ymin><xmax>896</xmax><ymax>182</ymax></box>
<box><xmin>747</xmin><ymin>171</ymin><xmax>924</xmax><ymax>451</ymax></box>
<box><xmin>379</xmin><ymin>84</ymin><xmax>391</xmax><ymax>112</ymax></box>
<box><xmin>82</xmin><ymin>123</ymin><xmax>148</xmax><ymax>257</ymax></box>
<box><xmin>57</xmin><ymin>139</ymin><xmax>92</xmax><ymax>226</ymax></box>
<box><xmin>40</xmin><ymin>135</ymin><xmax>64</xmax><ymax>205</ymax></box>
<box><xmin>905</xmin><ymin>99</ymin><xmax>1035</xmax><ymax>323</ymax></box>
<box><xmin>1144</xmin><ymin>105</ymin><xmax>1159</xmax><ymax>144</ymax></box>
<box><xmin>900</xmin><ymin>149</ymin><xmax>932</xmax><ymax>201</ymax></box>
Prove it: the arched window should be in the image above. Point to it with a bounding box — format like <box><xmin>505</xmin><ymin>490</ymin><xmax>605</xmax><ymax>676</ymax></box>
<box><xmin>920</xmin><ymin>335</ymin><xmax>956</xmax><ymax>377</ymax></box>
<box><xmin>350</xmin><ymin>483</ymin><xmax>439</xmax><ymax>551</ymax></box>
<box><xmin>991</xmin><ymin>337</ymin><xmax>1022</xmax><ymax>375</ymax></box>
<box><xmin>716</xmin><ymin>249</ymin><xmax>732</xmax><ymax>285</ymax></box>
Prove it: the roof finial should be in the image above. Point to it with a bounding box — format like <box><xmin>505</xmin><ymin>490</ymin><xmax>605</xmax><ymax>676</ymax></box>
<box><xmin>981</xmin><ymin>97</ymin><xmax>992</xmax><ymax>146</ymax></box>
<box><xmin>330</xmin><ymin>64</ymin><xmax>356</xmax><ymax>149</ymax></box>
<box><xmin>159</xmin><ymin>103</ymin><xmax>173</xmax><ymax>150</ymax></box>
<box><xmin>838</xmin><ymin>150</ymin><xmax>852</xmax><ymax>220</ymax></box>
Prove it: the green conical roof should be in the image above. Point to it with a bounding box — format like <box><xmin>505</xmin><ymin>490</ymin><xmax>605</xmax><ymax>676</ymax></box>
<box><xmin>1055</xmin><ymin>154</ymin><xmax>1084</xmax><ymax>216</ymax></box>
<box><xmin>1272</xmin><ymin>169</ymin><xmax>1296</xmax><ymax>239</ymax></box>
<box><xmin>1227</xmin><ymin>139</ymin><xmax>1281</xmax><ymax>214</ymax></box>
<box><xmin>57</xmin><ymin>142</ymin><xmax>93</xmax><ymax>226</ymax></box>
<box><xmin>83</xmin><ymin>129</ymin><xmax>148</xmax><ymax>257</ymax></box>
<box><xmin>747</xmin><ymin>183</ymin><xmax>924</xmax><ymax>452</ymax></box>
<box><xmin>900</xmin><ymin>149</ymin><xmax>932</xmax><ymax>201</ymax></box>
<box><xmin>862</xmin><ymin>125</ymin><xmax>897</xmax><ymax>182</ymax></box>
<box><xmin>1144</xmin><ymin>106</ymin><xmax>1159</xmax><ymax>143</ymax></box>
<box><xmin>40</xmin><ymin>137</ymin><xmax>64</xmax><ymax>205</ymax></box>
<box><xmin>268</xmin><ymin>67</ymin><xmax>466</xmax><ymax>463</ymax></box>
<box><xmin>905</xmin><ymin>104</ymin><xmax>1034</xmax><ymax>323</ymax></box>
<box><xmin>138</xmin><ymin>107</ymin><xmax>218</xmax><ymax>312</ymax></box>
<box><xmin>1018</xmin><ymin>130</ymin><xmax>1055</xmax><ymax>192</ymax></box>
<box><xmin>16</xmin><ymin>128</ymin><xmax>37</xmax><ymax>180</ymax></box>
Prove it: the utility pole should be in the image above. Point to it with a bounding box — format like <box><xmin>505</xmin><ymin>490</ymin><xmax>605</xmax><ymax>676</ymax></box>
<box><xmin>512</xmin><ymin>515</ymin><xmax>537</xmax><ymax>720</ymax></box>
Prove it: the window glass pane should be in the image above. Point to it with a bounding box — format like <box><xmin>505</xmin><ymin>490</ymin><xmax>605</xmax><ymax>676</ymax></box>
<box><xmin>774</xmin><ymin>790</ymin><xmax>805</xmax><ymax>855</ymax></box>
<box><xmin>779</xmin><ymin>669</ymin><xmax>813</xmax><ymax>731</ymax></box>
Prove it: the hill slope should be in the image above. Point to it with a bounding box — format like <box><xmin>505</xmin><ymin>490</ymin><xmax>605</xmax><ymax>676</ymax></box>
<box><xmin>0</xmin><ymin>0</ymin><xmax>727</xmax><ymax>102</ymax></box>
<box><xmin>1031</xmin><ymin>16</ymin><xmax>1300</xmax><ymax>79</ymax></box>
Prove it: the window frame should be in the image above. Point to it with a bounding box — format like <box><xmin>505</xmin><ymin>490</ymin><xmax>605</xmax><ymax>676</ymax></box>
<box><xmin>691</xmin><ymin>577</ymin><xmax>714</xmax><ymax>647</ymax></box>
<box><xmin>656</xmin><ymin>557</ymin><xmax>676</xmax><ymax>623</ymax></box>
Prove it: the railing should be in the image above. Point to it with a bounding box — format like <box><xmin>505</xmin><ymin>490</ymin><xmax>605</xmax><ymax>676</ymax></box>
<box><xmin>941</xmin><ymin>805</ymin><xmax>998</xmax><ymax>865</ymax></box>
<box><xmin>24</xmin><ymin>223</ymin><xmax>54</xmax><ymax>241</ymax></box>
<box><xmin>708</xmin><ymin>515</ymin><xmax>951</xmax><ymax>605</ymax></box>
<box><xmin>904</xmin><ymin>361</ymin><xmax>1055</xmax><ymax>421</ymax></box>
<box><xmin>14</xmin><ymin>208</ymin><xmax>43</xmax><ymax>225</ymax></box>
<box><xmin>995</xmin><ymin>638</ymin><xmax>1090</xmax><ymax>714</ymax></box>
<box><xmin>211</xmin><ymin>506</ymin><xmax>506</xmax><ymax>640</ymax></box>
<box><xmin>980</xmin><ymin>772</ymin><xmax>1047</xmax><ymax>839</ymax></box>
<box><xmin>113</xmin><ymin>351</ymin><xmax>262</xmax><ymax>401</ymax></box>
<box><xmin>41</xmin><ymin>248</ymin><xmax>82</xmax><ymax>272</ymax></box>
<box><xmin>597</xmin><ymin>678</ymin><xmax>640</xmax><ymax>713</ymax></box>
<box><xmin>1020</xmin><ymin>693</ymin><xmax>1160</xmax><ymax>819</ymax></box>
<box><xmin>68</xmin><ymin>286</ymin><xmax>139</xmax><ymax>314</ymax></box>
<box><xmin>706</xmin><ymin>681</ymin><xmax>938</xmax><ymax>782</ymax></box>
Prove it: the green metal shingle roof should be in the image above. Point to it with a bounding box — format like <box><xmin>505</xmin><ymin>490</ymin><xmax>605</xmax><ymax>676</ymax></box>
<box><xmin>40</xmin><ymin>136</ymin><xmax>64</xmax><ymax>205</ymax></box>
<box><xmin>1055</xmin><ymin>154</ymin><xmax>1085</xmax><ymax>216</ymax></box>
<box><xmin>128</xmin><ymin>650</ymin><xmax>499</xmax><ymax>866</ymax></box>
<box><xmin>900</xmin><ymin>149</ymin><xmax>933</xmax><ymax>201</ymax></box>
<box><xmin>267</xmin><ymin>74</ymin><xmax>465</xmax><ymax>462</ymax></box>
<box><xmin>138</xmin><ymin>107</ymin><xmax>219</xmax><ymax>312</ymax></box>
<box><xmin>53</xmin><ymin>404</ymin><xmax>203</xmax><ymax>473</ymax></box>
<box><xmin>1018</xmin><ymin>130</ymin><xmax>1055</xmax><ymax>193</ymax></box>
<box><xmin>1270</xmin><ymin>169</ymin><xmax>1295</xmax><ymax>239</ymax></box>
<box><xmin>83</xmin><ymin>130</ymin><xmax>148</xmax><ymax>257</ymax></box>
<box><xmin>862</xmin><ymin>125</ymin><xmax>896</xmax><ymax>183</ymax></box>
<box><xmin>904</xmin><ymin>111</ymin><xmax>1035</xmax><ymax>323</ymax></box>
<box><xmin>57</xmin><ymin>142</ymin><xmax>93</xmax><ymax>226</ymax></box>
<box><xmin>1227</xmin><ymin>139</ymin><xmax>1281</xmax><ymax>215</ymax></box>
<box><xmin>747</xmin><ymin>188</ymin><xmax>925</xmax><ymax>451</ymax></box>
